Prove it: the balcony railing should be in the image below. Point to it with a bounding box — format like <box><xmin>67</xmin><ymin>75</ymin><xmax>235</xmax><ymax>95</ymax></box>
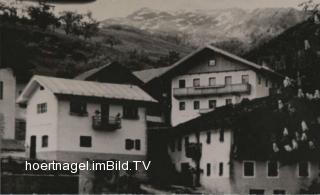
<box><xmin>92</xmin><ymin>116</ymin><xmax>121</xmax><ymax>131</ymax></box>
<box><xmin>173</xmin><ymin>83</ymin><xmax>251</xmax><ymax>98</ymax></box>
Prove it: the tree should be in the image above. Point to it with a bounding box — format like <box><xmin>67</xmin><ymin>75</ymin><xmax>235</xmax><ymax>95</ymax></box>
<box><xmin>59</xmin><ymin>11</ymin><xmax>83</xmax><ymax>35</ymax></box>
<box><xmin>81</xmin><ymin>12</ymin><xmax>100</xmax><ymax>40</ymax></box>
<box><xmin>0</xmin><ymin>2</ymin><xmax>18</xmax><ymax>23</ymax></box>
<box><xmin>103</xmin><ymin>35</ymin><xmax>122</xmax><ymax>48</ymax></box>
<box><xmin>27</xmin><ymin>1</ymin><xmax>59</xmax><ymax>31</ymax></box>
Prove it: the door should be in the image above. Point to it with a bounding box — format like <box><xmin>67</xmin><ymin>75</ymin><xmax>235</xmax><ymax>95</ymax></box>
<box><xmin>30</xmin><ymin>135</ymin><xmax>36</xmax><ymax>159</ymax></box>
<box><xmin>101</xmin><ymin>103</ymin><xmax>110</xmax><ymax>126</ymax></box>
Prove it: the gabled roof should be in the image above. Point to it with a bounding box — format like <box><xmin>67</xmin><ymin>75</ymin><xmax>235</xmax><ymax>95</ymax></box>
<box><xmin>133</xmin><ymin>66</ymin><xmax>172</xmax><ymax>83</ymax></box>
<box><xmin>17</xmin><ymin>75</ymin><xmax>157</xmax><ymax>103</ymax></box>
<box><xmin>140</xmin><ymin>44</ymin><xmax>284</xmax><ymax>84</ymax></box>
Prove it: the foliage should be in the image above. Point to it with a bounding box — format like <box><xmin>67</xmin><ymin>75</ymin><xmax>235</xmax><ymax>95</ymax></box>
<box><xmin>27</xmin><ymin>2</ymin><xmax>60</xmax><ymax>31</ymax></box>
<box><xmin>59</xmin><ymin>11</ymin><xmax>83</xmax><ymax>35</ymax></box>
<box><xmin>81</xmin><ymin>12</ymin><xmax>100</xmax><ymax>40</ymax></box>
<box><xmin>103</xmin><ymin>35</ymin><xmax>122</xmax><ymax>48</ymax></box>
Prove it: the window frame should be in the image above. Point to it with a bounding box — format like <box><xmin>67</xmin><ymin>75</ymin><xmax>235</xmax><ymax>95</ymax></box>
<box><xmin>219</xmin><ymin>162</ymin><xmax>224</xmax><ymax>176</ymax></box>
<box><xmin>298</xmin><ymin>161</ymin><xmax>310</xmax><ymax>177</ymax></box>
<box><xmin>41</xmin><ymin>135</ymin><xmax>48</xmax><ymax>148</ymax></box>
<box><xmin>179</xmin><ymin>102</ymin><xmax>186</xmax><ymax>111</ymax></box>
<box><xmin>208</xmin><ymin>59</ymin><xmax>216</xmax><ymax>66</ymax></box>
<box><xmin>123</xmin><ymin>105</ymin><xmax>139</xmax><ymax>119</ymax></box>
<box><xmin>206</xmin><ymin>131</ymin><xmax>211</xmax><ymax>144</ymax></box>
<box><xmin>178</xmin><ymin>79</ymin><xmax>186</xmax><ymax>88</ymax></box>
<box><xmin>258</xmin><ymin>75</ymin><xmax>262</xmax><ymax>85</ymax></box>
<box><xmin>80</xmin><ymin>136</ymin><xmax>92</xmax><ymax>148</ymax></box>
<box><xmin>193</xmin><ymin>101</ymin><xmax>200</xmax><ymax>110</ymax></box>
<box><xmin>135</xmin><ymin>139</ymin><xmax>141</xmax><ymax>150</ymax></box>
<box><xmin>266</xmin><ymin>161</ymin><xmax>279</xmax><ymax>178</ymax></box>
<box><xmin>209</xmin><ymin>100</ymin><xmax>217</xmax><ymax>109</ymax></box>
<box><xmin>219</xmin><ymin>128</ymin><xmax>224</xmax><ymax>142</ymax></box>
<box><xmin>273</xmin><ymin>189</ymin><xmax>286</xmax><ymax>195</ymax></box>
<box><xmin>37</xmin><ymin>103</ymin><xmax>47</xmax><ymax>114</ymax></box>
<box><xmin>193</xmin><ymin>78</ymin><xmax>200</xmax><ymax>87</ymax></box>
<box><xmin>70</xmin><ymin>99</ymin><xmax>88</xmax><ymax>116</ymax></box>
<box><xmin>0</xmin><ymin>81</ymin><xmax>3</xmax><ymax>100</ymax></box>
<box><xmin>209</xmin><ymin>77</ymin><xmax>216</xmax><ymax>86</ymax></box>
<box><xmin>207</xmin><ymin>163</ymin><xmax>211</xmax><ymax>176</ymax></box>
<box><xmin>242</xmin><ymin>75</ymin><xmax>249</xmax><ymax>84</ymax></box>
<box><xmin>243</xmin><ymin>161</ymin><xmax>256</xmax><ymax>178</ymax></box>
<box><xmin>125</xmin><ymin>139</ymin><xmax>134</xmax><ymax>150</ymax></box>
<box><xmin>225</xmin><ymin>76</ymin><xmax>232</xmax><ymax>85</ymax></box>
<box><xmin>226</xmin><ymin>99</ymin><xmax>232</xmax><ymax>105</ymax></box>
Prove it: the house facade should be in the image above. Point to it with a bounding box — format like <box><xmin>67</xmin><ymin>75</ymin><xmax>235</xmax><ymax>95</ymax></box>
<box><xmin>166</xmin><ymin>94</ymin><xmax>320</xmax><ymax>194</ymax></box>
<box><xmin>17</xmin><ymin>76</ymin><xmax>157</xmax><ymax>163</ymax></box>
<box><xmin>134</xmin><ymin>45</ymin><xmax>283</xmax><ymax>126</ymax></box>
<box><xmin>0</xmin><ymin>68</ymin><xmax>16</xmax><ymax>139</ymax></box>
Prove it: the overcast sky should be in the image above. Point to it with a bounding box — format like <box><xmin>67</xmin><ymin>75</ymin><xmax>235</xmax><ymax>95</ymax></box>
<box><xmin>3</xmin><ymin>0</ymin><xmax>315</xmax><ymax>20</ymax></box>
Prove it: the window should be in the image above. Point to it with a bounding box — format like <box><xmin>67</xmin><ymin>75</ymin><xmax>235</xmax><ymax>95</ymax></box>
<box><xmin>177</xmin><ymin>138</ymin><xmax>182</xmax><ymax>151</ymax></box>
<box><xmin>123</xmin><ymin>106</ymin><xmax>139</xmax><ymax>119</ymax></box>
<box><xmin>193</xmin><ymin>78</ymin><xmax>200</xmax><ymax>87</ymax></box>
<box><xmin>219</xmin><ymin>162</ymin><xmax>223</xmax><ymax>176</ymax></box>
<box><xmin>0</xmin><ymin>81</ymin><xmax>3</xmax><ymax>100</ymax></box>
<box><xmin>242</xmin><ymin>75</ymin><xmax>249</xmax><ymax>84</ymax></box>
<box><xmin>179</xmin><ymin>102</ymin><xmax>186</xmax><ymax>111</ymax></box>
<box><xmin>179</xmin><ymin>80</ymin><xmax>186</xmax><ymax>88</ymax></box>
<box><xmin>206</xmin><ymin>131</ymin><xmax>211</xmax><ymax>144</ymax></box>
<box><xmin>273</xmin><ymin>190</ymin><xmax>285</xmax><ymax>195</ymax></box>
<box><xmin>219</xmin><ymin>129</ymin><xmax>224</xmax><ymax>142</ymax></box>
<box><xmin>70</xmin><ymin>99</ymin><xmax>87</xmax><ymax>116</ymax></box>
<box><xmin>193</xmin><ymin>101</ymin><xmax>200</xmax><ymax>110</ymax></box>
<box><xmin>267</xmin><ymin>161</ymin><xmax>279</xmax><ymax>177</ymax></box>
<box><xmin>135</xmin><ymin>139</ymin><xmax>141</xmax><ymax>150</ymax></box>
<box><xmin>209</xmin><ymin>59</ymin><xmax>216</xmax><ymax>66</ymax></box>
<box><xmin>225</xmin><ymin>76</ymin><xmax>232</xmax><ymax>85</ymax></box>
<box><xmin>209</xmin><ymin>100</ymin><xmax>216</xmax><ymax>109</ymax></box>
<box><xmin>209</xmin><ymin>77</ymin><xmax>216</xmax><ymax>86</ymax></box>
<box><xmin>226</xmin><ymin>99</ymin><xmax>232</xmax><ymax>105</ymax></box>
<box><xmin>243</xmin><ymin>161</ymin><xmax>255</xmax><ymax>177</ymax></box>
<box><xmin>298</xmin><ymin>161</ymin><xmax>309</xmax><ymax>177</ymax></box>
<box><xmin>249</xmin><ymin>189</ymin><xmax>264</xmax><ymax>194</ymax></box>
<box><xmin>40</xmin><ymin>85</ymin><xmax>45</xmax><ymax>90</ymax></box>
<box><xmin>207</xmin><ymin>163</ymin><xmax>211</xmax><ymax>176</ymax></box>
<box><xmin>125</xmin><ymin>139</ymin><xmax>140</xmax><ymax>150</ymax></box>
<box><xmin>258</xmin><ymin>76</ymin><xmax>262</xmax><ymax>85</ymax></box>
<box><xmin>37</xmin><ymin>103</ymin><xmax>47</xmax><ymax>114</ymax></box>
<box><xmin>42</xmin><ymin>135</ymin><xmax>48</xmax><ymax>148</ymax></box>
<box><xmin>125</xmin><ymin>139</ymin><xmax>134</xmax><ymax>150</ymax></box>
<box><xmin>80</xmin><ymin>136</ymin><xmax>92</xmax><ymax>147</ymax></box>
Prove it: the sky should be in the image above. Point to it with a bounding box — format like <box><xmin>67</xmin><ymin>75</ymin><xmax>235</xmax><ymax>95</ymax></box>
<box><xmin>3</xmin><ymin>0</ymin><xmax>316</xmax><ymax>21</ymax></box>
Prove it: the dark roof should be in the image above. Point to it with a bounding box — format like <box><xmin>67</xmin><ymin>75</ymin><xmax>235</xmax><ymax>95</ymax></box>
<box><xmin>138</xmin><ymin>44</ymin><xmax>284</xmax><ymax>84</ymax></box>
<box><xmin>170</xmin><ymin>89</ymin><xmax>320</xmax><ymax>161</ymax></box>
<box><xmin>1</xmin><ymin>139</ymin><xmax>25</xmax><ymax>152</ymax></box>
<box><xmin>133</xmin><ymin>66</ymin><xmax>172</xmax><ymax>83</ymax></box>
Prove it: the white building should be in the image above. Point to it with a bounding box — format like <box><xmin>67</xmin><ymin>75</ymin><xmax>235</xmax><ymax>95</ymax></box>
<box><xmin>0</xmin><ymin>68</ymin><xmax>16</xmax><ymax>139</ymax></box>
<box><xmin>17</xmin><ymin>75</ymin><xmax>157</xmax><ymax>163</ymax></box>
<box><xmin>168</xmin><ymin>45</ymin><xmax>283</xmax><ymax>126</ymax></box>
<box><xmin>167</xmin><ymin>95</ymin><xmax>320</xmax><ymax>194</ymax></box>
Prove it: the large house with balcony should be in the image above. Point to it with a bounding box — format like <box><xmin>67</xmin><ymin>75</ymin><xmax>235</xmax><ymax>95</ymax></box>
<box><xmin>17</xmin><ymin>75</ymin><xmax>157</xmax><ymax>163</ymax></box>
<box><xmin>166</xmin><ymin>93</ymin><xmax>320</xmax><ymax>194</ymax></box>
<box><xmin>134</xmin><ymin>45</ymin><xmax>283</xmax><ymax>126</ymax></box>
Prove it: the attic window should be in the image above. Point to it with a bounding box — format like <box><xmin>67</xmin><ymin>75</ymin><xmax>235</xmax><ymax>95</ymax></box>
<box><xmin>209</xmin><ymin>60</ymin><xmax>216</xmax><ymax>66</ymax></box>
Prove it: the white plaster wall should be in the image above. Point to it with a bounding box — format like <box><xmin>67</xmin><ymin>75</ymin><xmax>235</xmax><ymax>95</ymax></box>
<box><xmin>232</xmin><ymin>161</ymin><xmax>319</xmax><ymax>194</ymax></box>
<box><xmin>171</xmin><ymin>70</ymin><xmax>260</xmax><ymax>126</ymax></box>
<box><xmin>57</xmin><ymin>100</ymin><xmax>147</xmax><ymax>156</ymax></box>
<box><xmin>168</xmin><ymin>129</ymin><xmax>233</xmax><ymax>193</ymax></box>
<box><xmin>25</xmin><ymin>86</ymin><xmax>59</xmax><ymax>155</ymax></box>
<box><xmin>0</xmin><ymin>68</ymin><xmax>16</xmax><ymax>139</ymax></box>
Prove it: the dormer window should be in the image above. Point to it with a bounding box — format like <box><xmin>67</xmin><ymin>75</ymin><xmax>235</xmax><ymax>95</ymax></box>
<box><xmin>209</xmin><ymin>59</ymin><xmax>216</xmax><ymax>66</ymax></box>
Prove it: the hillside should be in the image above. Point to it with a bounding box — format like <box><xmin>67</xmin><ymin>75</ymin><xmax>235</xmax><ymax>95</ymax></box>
<box><xmin>244</xmin><ymin>16</ymin><xmax>320</xmax><ymax>91</ymax></box>
<box><xmin>1</xmin><ymin>23</ymin><xmax>193</xmax><ymax>82</ymax></box>
<box><xmin>103</xmin><ymin>7</ymin><xmax>307</xmax><ymax>54</ymax></box>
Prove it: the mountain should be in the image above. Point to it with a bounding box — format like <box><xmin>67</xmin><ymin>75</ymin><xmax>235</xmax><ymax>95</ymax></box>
<box><xmin>244</xmin><ymin>15</ymin><xmax>320</xmax><ymax>91</ymax></box>
<box><xmin>102</xmin><ymin>7</ymin><xmax>307</xmax><ymax>54</ymax></box>
<box><xmin>1</xmin><ymin>23</ymin><xmax>193</xmax><ymax>82</ymax></box>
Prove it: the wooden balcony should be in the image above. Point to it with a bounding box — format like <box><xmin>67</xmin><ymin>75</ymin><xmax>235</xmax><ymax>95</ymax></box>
<box><xmin>92</xmin><ymin>116</ymin><xmax>121</xmax><ymax>131</ymax></box>
<box><xmin>173</xmin><ymin>83</ymin><xmax>251</xmax><ymax>98</ymax></box>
